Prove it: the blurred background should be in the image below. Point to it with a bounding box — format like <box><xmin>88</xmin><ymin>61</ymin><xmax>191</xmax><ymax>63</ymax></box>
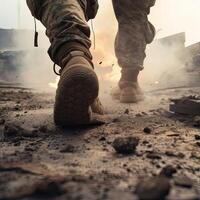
<box><xmin>0</xmin><ymin>0</ymin><xmax>200</xmax><ymax>91</ymax></box>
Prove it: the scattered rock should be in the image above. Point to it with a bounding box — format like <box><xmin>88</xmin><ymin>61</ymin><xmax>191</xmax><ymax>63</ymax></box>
<box><xmin>124</xmin><ymin>109</ymin><xmax>129</xmax><ymax>114</ymax></box>
<box><xmin>33</xmin><ymin>180</ymin><xmax>64</xmax><ymax>197</ymax></box>
<box><xmin>24</xmin><ymin>145</ymin><xmax>37</xmax><ymax>152</ymax></box>
<box><xmin>99</xmin><ymin>136</ymin><xmax>106</xmax><ymax>141</ymax></box>
<box><xmin>165</xmin><ymin>151</ymin><xmax>185</xmax><ymax>158</ymax></box>
<box><xmin>112</xmin><ymin>118</ymin><xmax>121</xmax><ymax>123</ymax></box>
<box><xmin>142</xmin><ymin>140</ymin><xmax>149</xmax><ymax>145</ymax></box>
<box><xmin>160</xmin><ymin>165</ymin><xmax>177</xmax><ymax>178</ymax></box>
<box><xmin>174</xmin><ymin>175</ymin><xmax>193</xmax><ymax>188</ymax></box>
<box><xmin>194</xmin><ymin>116</ymin><xmax>200</xmax><ymax>128</ymax></box>
<box><xmin>146</xmin><ymin>152</ymin><xmax>162</xmax><ymax>160</ymax></box>
<box><xmin>167</xmin><ymin>133</ymin><xmax>180</xmax><ymax>137</ymax></box>
<box><xmin>143</xmin><ymin>127</ymin><xmax>152</xmax><ymax>134</ymax></box>
<box><xmin>60</xmin><ymin>144</ymin><xmax>76</xmax><ymax>153</ymax></box>
<box><xmin>135</xmin><ymin>176</ymin><xmax>171</xmax><ymax>200</ymax></box>
<box><xmin>0</xmin><ymin>119</ymin><xmax>5</xmax><ymax>125</ymax></box>
<box><xmin>194</xmin><ymin>135</ymin><xmax>200</xmax><ymax>140</ymax></box>
<box><xmin>4</xmin><ymin>123</ymin><xmax>22</xmax><ymax>137</ymax></box>
<box><xmin>196</xmin><ymin>142</ymin><xmax>200</xmax><ymax>147</ymax></box>
<box><xmin>39</xmin><ymin>125</ymin><xmax>48</xmax><ymax>133</ymax></box>
<box><xmin>14</xmin><ymin>105</ymin><xmax>21</xmax><ymax>111</ymax></box>
<box><xmin>190</xmin><ymin>151</ymin><xmax>200</xmax><ymax>160</ymax></box>
<box><xmin>21</xmin><ymin>129</ymin><xmax>38</xmax><ymax>138</ymax></box>
<box><xmin>136</xmin><ymin>113</ymin><xmax>143</xmax><ymax>117</ymax></box>
<box><xmin>170</xmin><ymin>96</ymin><xmax>200</xmax><ymax>115</ymax></box>
<box><xmin>112</xmin><ymin>137</ymin><xmax>139</xmax><ymax>154</ymax></box>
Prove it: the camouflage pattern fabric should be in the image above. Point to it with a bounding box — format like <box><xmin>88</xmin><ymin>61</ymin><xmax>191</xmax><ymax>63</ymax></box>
<box><xmin>26</xmin><ymin>0</ymin><xmax>155</xmax><ymax>70</ymax></box>
<box><xmin>112</xmin><ymin>0</ymin><xmax>156</xmax><ymax>70</ymax></box>
<box><xmin>26</xmin><ymin>0</ymin><xmax>97</xmax><ymax>66</ymax></box>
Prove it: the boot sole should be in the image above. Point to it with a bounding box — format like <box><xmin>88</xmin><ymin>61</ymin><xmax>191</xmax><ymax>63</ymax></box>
<box><xmin>54</xmin><ymin>66</ymin><xmax>99</xmax><ymax>126</ymax></box>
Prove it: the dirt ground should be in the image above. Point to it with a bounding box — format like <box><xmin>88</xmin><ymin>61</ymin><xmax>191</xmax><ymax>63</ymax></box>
<box><xmin>0</xmin><ymin>84</ymin><xmax>200</xmax><ymax>200</ymax></box>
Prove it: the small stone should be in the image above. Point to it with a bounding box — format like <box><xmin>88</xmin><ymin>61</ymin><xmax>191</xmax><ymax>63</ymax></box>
<box><xmin>174</xmin><ymin>175</ymin><xmax>193</xmax><ymax>188</ymax></box>
<box><xmin>165</xmin><ymin>151</ymin><xmax>185</xmax><ymax>159</ymax></box>
<box><xmin>4</xmin><ymin>123</ymin><xmax>22</xmax><ymax>137</ymax></box>
<box><xmin>190</xmin><ymin>151</ymin><xmax>200</xmax><ymax>160</ymax></box>
<box><xmin>112</xmin><ymin>137</ymin><xmax>139</xmax><ymax>154</ymax></box>
<box><xmin>136</xmin><ymin>113</ymin><xmax>143</xmax><ymax>117</ymax></box>
<box><xmin>146</xmin><ymin>152</ymin><xmax>162</xmax><ymax>160</ymax></box>
<box><xmin>194</xmin><ymin>135</ymin><xmax>200</xmax><ymax>140</ymax></box>
<box><xmin>124</xmin><ymin>109</ymin><xmax>129</xmax><ymax>114</ymax></box>
<box><xmin>99</xmin><ymin>136</ymin><xmax>106</xmax><ymax>141</ymax></box>
<box><xmin>142</xmin><ymin>140</ymin><xmax>149</xmax><ymax>145</ymax></box>
<box><xmin>0</xmin><ymin>119</ymin><xmax>5</xmax><ymax>125</ymax></box>
<box><xmin>60</xmin><ymin>144</ymin><xmax>76</xmax><ymax>153</ymax></box>
<box><xmin>143</xmin><ymin>127</ymin><xmax>152</xmax><ymax>134</ymax></box>
<box><xmin>33</xmin><ymin>180</ymin><xmax>64</xmax><ymax>197</ymax></box>
<box><xmin>177</xmin><ymin>152</ymin><xmax>185</xmax><ymax>159</ymax></box>
<box><xmin>196</xmin><ymin>142</ymin><xmax>200</xmax><ymax>147</ymax></box>
<box><xmin>160</xmin><ymin>165</ymin><xmax>177</xmax><ymax>178</ymax></box>
<box><xmin>24</xmin><ymin>145</ymin><xmax>36</xmax><ymax>152</ymax></box>
<box><xmin>165</xmin><ymin>151</ymin><xmax>175</xmax><ymax>157</ymax></box>
<box><xmin>135</xmin><ymin>176</ymin><xmax>171</xmax><ymax>200</ymax></box>
<box><xmin>112</xmin><ymin>118</ymin><xmax>120</xmax><ymax>123</ymax></box>
<box><xmin>194</xmin><ymin>116</ymin><xmax>200</xmax><ymax>128</ymax></box>
<box><xmin>39</xmin><ymin>125</ymin><xmax>48</xmax><ymax>133</ymax></box>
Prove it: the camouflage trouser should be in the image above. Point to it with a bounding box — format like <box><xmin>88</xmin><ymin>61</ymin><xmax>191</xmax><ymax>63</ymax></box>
<box><xmin>26</xmin><ymin>0</ymin><xmax>98</xmax><ymax>67</ymax></box>
<box><xmin>112</xmin><ymin>0</ymin><xmax>156</xmax><ymax>71</ymax></box>
<box><xmin>26</xmin><ymin>0</ymin><xmax>155</xmax><ymax>70</ymax></box>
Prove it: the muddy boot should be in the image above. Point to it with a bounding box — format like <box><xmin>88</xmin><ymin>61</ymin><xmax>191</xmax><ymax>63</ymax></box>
<box><xmin>111</xmin><ymin>68</ymin><xmax>144</xmax><ymax>103</ymax></box>
<box><xmin>54</xmin><ymin>51</ymin><xmax>103</xmax><ymax>126</ymax></box>
<box><xmin>120</xmin><ymin>82</ymin><xmax>144</xmax><ymax>103</ymax></box>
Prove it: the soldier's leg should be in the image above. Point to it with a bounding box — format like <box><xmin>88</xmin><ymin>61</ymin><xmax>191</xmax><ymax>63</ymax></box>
<box><xmin>26</xmin><ymin>0</ymin><xmax>103</xmax><ymax>126</ymax></box>
<box><xmin>112</xmin><ymin>0</ymin><xmax>156</xmax><ymax>103</ymax></box>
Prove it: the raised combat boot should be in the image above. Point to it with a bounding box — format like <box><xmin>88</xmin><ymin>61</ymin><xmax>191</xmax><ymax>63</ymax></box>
<box><xmin>54</xmin><ymin>51</ymin><xmax>104</xmax><ymax>126</ymax></box>
<box><xmin>111</xmin><ymin>68</ymin><xmax>144</xmax><ymax>103</ymax></box>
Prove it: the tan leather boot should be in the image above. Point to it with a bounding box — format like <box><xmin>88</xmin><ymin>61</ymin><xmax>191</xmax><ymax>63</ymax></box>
<box><xmin>54</xmin><ymin>51</ymin><xmax>103</xmax><ymax>126</ymax></box>
<box><xmin>111</xmin><ymin>68</ymin><xmax>144</xmax><ymax>103</ymax></box>
<box><xmin>111</xmin><ymin>83</ymin><xmax>144</xmax><ymax>103</ymax></box>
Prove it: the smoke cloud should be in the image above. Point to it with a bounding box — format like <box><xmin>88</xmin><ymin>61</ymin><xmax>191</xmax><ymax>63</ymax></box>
<box><xmin>10</xmin><ymin>0</ymin><xmax>200</xmax><ymax>92</ymax></box>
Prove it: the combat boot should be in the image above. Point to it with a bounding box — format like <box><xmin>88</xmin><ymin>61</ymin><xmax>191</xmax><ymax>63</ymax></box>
<box><xmin>111</xmin><ymin>68</ymin><xmax>144</xmax><ymax>103</ymax></box>
<box><xmin>54</xmin><ymin>51</ymin><xmax>103</xmax><ymax>126</ymax></box>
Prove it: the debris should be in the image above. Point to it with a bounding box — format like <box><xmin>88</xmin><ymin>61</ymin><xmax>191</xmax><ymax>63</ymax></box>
<box><xmin>124</xmin><ymin>109</ymin><xmax>129</xmax><ymax>114</ymax></box>
<box><xmin>0</xmin><ymin>166</ymin><xmax>38</xmax><ymax>175</ymax></box>
<box><xmin>196</xmin><ymin>142</ymin><xmax>200</xmax><ymax>147</ymax></box>
<box><xmin>146</xmin><ymin>152</ymin><xmax>162</xmax><ymax>160</ymax></box>
<box><xmin>135</xmin><ymin>176</ymin><xmax>171</xmax><ymax>200</ymax></box>
<box><xmin>4</xmin><ymin>123</ymin><xmax>22</xmax><ymax>137</ymax></box>
<box><xmin>160</xmin><ymin>165</ymin><xmax>177</xmax><ymax>178</ymax></box>
<box><xmin>165</xmin><ymin>151</ymin><xmax>185</xmax><ymax>158</ymax></box>
<box><xmin>39</xmin><ymin>125</ymin><xmax>48</xmax><ymax>133</ymax></box>
<box><xmin>170</xmin><ymin>96</ymin><xmax>200</xmax><ymax>115</ymax></box>
<box><xmin>4</xmin><ymin>123</ymin><xmax>39</xmax><ymax>139</ymax></box>
<box><xmin>99</xmin><ymin>136</ymin><xmax>106</xmax><ymax>141</ymax></box>
<box><xmin>167</xmin><ymin>133</ymin><xmax>180</xmax><ymax>137</ymax></box>
<box><xmin>0</xmin><ymin>118</ymin><xmax>5</xmax><ymax>125</ymax></box>
<box><xmin>60</xmin><ymin>144</ymin><xmax>76</xmax><ymax>153</ymax></box>
<box><xmin>33</xmin><ymin>179</ymin><xmax>64</xmax><ymax>197</ymax></box>
<box><xmin>190</xmin><ymin>151</ymin><xmax>200</xmax><ymax>160</ymax></box>
<box><xmin>194</xmin><ymin>116</ymin><xmax>200</xmax><ymax>128</ymax></box>
<box><xmin>174</xmin><ymin>175</ymin><xmax>193</xmax><ymax>188</ymax></box>
<box><xmin>143</xmin><ymin>127</ymin><xmax>152</xmax><ymax>134</ymax></box>
<box><xmin>112</xmin><ymin>137</ymin><xmax>139</xmax><ymax>154</ymax></box>
<box><xmin>194</xmin><ymin>135</ymin><xmax>200</xmax><ymax>140</ymax></box>
<box><xmin>24</xmin><ymin>145</ymin><xmax>37</xmax><ymax>152</ymax></box>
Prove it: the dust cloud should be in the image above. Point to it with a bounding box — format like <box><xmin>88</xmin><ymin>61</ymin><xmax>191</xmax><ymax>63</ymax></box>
<box><xmin>14</xmin><ymin>0</ymin><xmax>199</xmax><ymax>92</ymax></box>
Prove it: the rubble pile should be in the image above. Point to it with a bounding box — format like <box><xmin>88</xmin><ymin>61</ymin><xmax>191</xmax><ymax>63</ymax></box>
<box><xmin>170</xmin><ymin>95</ymin><xmax>200</xmax><ymax>115</ymax></box>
